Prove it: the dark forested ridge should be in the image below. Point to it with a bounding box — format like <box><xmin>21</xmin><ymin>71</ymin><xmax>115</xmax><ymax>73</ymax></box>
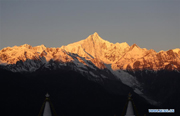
<box><xmin>1</xmin><ymin>67</ymin><xmax>179</xmax><ymax>116</ymax></box>
<box><xmin>127</xmin><ymin>70</ymin><xmax>180</xmax><ymax>115</ymax></box>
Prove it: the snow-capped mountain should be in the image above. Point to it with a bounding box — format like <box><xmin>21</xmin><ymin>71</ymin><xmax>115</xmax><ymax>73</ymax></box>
<box><xmin>1</xmin><ymin>32</ymin><xmax>180</xmax><ymax>71</ymax></box>
<box><xmin>0</xmin><ymin>32</ymin><xmax>180</xmax><ymax>109</ymax></box>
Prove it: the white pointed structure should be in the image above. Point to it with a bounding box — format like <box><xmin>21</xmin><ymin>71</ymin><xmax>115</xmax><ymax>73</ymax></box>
<box><xmin>43</xmin><ymin>93</ymin><xmax>52</xmax><ymax>116</ymax></box>
<box><xmin>38</xmin><ymin>93</ymin><xmax>57</xmax><ymax>116</ymax></box>
<box><xmin>125</xmin><ymin>93</ymin><xmax>135</xmax><ymax>116</ymax></box>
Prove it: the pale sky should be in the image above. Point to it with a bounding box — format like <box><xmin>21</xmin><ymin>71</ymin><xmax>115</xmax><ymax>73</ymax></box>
<box><xmin>0</xmin><ymin>0</ymin><xmax>179</xmax><ymax>52</ymax></box>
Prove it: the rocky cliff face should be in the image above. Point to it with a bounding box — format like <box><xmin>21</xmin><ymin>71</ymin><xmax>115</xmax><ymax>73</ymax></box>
<box><xmin>0</xmin><ymin>32</ymin><xmax>180</xmax><ymax>71</ymax></box>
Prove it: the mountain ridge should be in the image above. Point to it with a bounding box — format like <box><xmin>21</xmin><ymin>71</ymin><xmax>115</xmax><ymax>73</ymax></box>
<box><xmin>0</xmin><ymin>32</ymin><xmax>180</xmax><ymax>71</ymax></box>
<box><xmin>1</xmin><ymin>32</ymin><xmax>180</xmax><ymax>115</ymax></box>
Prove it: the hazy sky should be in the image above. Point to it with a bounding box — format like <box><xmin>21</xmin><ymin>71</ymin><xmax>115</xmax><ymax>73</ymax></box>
<box><xmin>0</xmin><ymin>0</ymin><xmax>179</xmax><ymax>52</ymax></box>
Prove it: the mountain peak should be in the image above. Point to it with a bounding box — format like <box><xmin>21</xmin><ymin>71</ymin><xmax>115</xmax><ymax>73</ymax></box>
<box><xmin>93</xmin><ymin>32</ymin><xmax>99</xmax><ymax>36</ymax></box>
<box><xmin>20</xmin><ymin>44</ymin><xmax>32</xmax><ymax>48</ymax></box>
<box><xmin>119</xmin><ymin>42</ymin><xmax>129</xmax><ymax>47</ymax></box>
<box><xmin>86</xmin><ymin>32</ymin><xmax>104</xmax><ymax>43</ymax></box>
<box><xmin>38</xmin><ymin>44</ymin><xmax>46</xmax><ymax>48</ymax></box>
<box><xmin>91</xmin><ymin>32</ymin><xmax>100</xmax><ymax>39</ymax></box>
<box><xmin>131</xmin><ymin>43</ymin><xmax>139</xmax><ymax>48</ymax></box>
<box><xmin>129</xmin><ymin>43</ymin><xmax>140</xmax><ymax>51</ymax></box>
<box><xmin>173</xmin><ymin>48</ymin><xmax>180</xmax><ymax>53</ymax></box>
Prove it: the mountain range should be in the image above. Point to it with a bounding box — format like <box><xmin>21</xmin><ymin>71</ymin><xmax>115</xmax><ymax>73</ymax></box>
<box><xmin>0</xmin><ymin>32</ymin><xmax>180</xmax><ymax>116</ymax></box>
<box><xmin>1</xmin><ymin>32</ymin><xmax>180</xmax><ymax>71</ymax></box>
